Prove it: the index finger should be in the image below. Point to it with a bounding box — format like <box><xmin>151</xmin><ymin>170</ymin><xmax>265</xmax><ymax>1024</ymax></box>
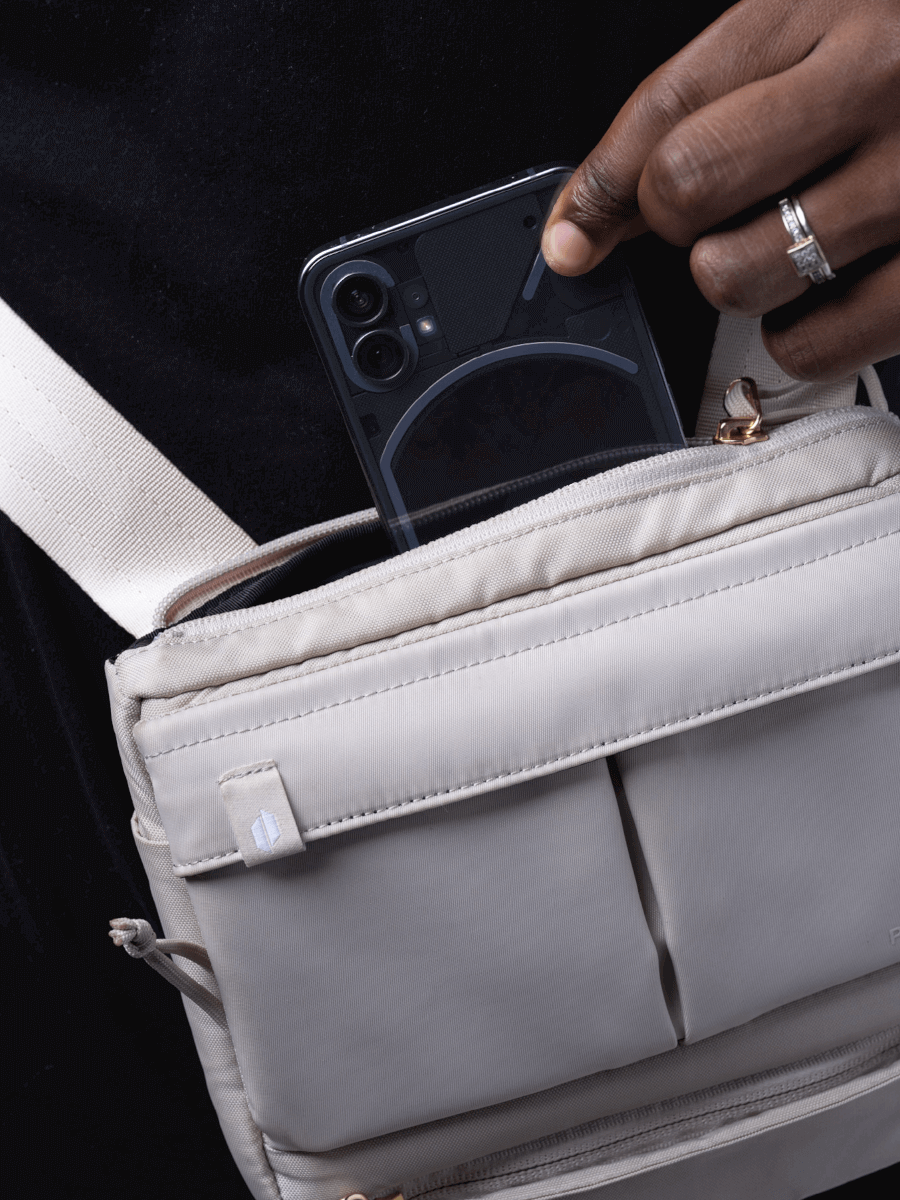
<box><xmin>541</xmin><ymin>0</ymin><xmax>828</xmax><ymax>275</ymax></box>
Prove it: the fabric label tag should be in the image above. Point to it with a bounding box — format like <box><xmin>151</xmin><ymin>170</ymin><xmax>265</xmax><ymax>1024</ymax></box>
<box><xmin>218</xmin><ymin>760</ymin><xmax>304</xmax><ymax>868</ymax></box>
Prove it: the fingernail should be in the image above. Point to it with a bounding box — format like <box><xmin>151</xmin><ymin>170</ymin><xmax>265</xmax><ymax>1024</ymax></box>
<box><xmin>543</xmin><ymin>220</ymin><xmax>594</xmax><ymax>273</ymax></box>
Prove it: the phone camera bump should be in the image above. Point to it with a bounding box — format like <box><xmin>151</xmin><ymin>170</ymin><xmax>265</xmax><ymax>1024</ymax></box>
<box><xmin>352</xmin><ymin>329</ymin><xmax>410</xmax><ymax>382</ymax></box>
<box><xmin>334</xmin><ymin>274</ymin><xmax>388</xmax><ymax>326</ymax></box>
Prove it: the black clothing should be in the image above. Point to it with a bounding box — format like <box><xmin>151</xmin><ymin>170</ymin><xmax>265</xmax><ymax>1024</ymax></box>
<box><xmin>0</xmin><ymin>4</ymin><xmax>897</xmax><ymax>1197</ymax></box>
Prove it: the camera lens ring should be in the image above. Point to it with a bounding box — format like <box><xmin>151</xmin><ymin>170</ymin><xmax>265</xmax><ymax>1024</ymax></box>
<box><xmin>352</xmin><ymin>329</ymin><xmax>410</xmax><ymax>383</ymax></box>
<box><xmin>333</xmin><ymin>274</ymin><xmax>389</xmax><ymax>327</ymax></box>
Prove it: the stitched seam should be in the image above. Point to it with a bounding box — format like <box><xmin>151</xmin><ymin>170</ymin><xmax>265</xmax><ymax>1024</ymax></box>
<box><xmin>176</xmin><ymin>850</ymin><xmax>243</xmax><ymax>868</ymax></box>
<box><xmin>0</xmin><ymin>450</ymin><xmax>155</xmax><ymax>602</ymax></box>
<box><xmin>142</xmin><ymin>524</ymin><xmax>900</xmax><ymax>759</ymax></box>
<box><xmin>0</xmin><ymin>345</ymin><xmax>225</xmax><ymax>559</ymax></box>
<box><xmin>302</xmin><ymin>646</ymin><xmax>900</xmax><ymax>831</ymax></box>
<box><xmin>151</xmin><ymin>420</ymin><xmax>884</xmax><ymax>647</ymax></box>
<box><xmin>219</xmin><ymin>763</ymin><xmax>275</xmax><ymax>783</ymax></box>
<box><xmin>166</xmin><ymin>643</ymin><xmax>900</xmax><ymax>867</ymax></box>
<box><xmin>170</xmin><ymin>480</ymin><xmax>899</xmax><ymax>714</ymax></box>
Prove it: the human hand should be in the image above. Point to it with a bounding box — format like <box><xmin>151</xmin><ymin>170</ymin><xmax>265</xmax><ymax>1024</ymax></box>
<box><xmin>540</xmin><ymin>0</ymin><xmax>900</xmax><ymax>382</ymax></box>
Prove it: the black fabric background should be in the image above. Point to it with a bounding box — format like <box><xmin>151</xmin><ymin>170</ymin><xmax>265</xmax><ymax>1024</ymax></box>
<box><xmin>1</xmin><ymin>3</ymin><xmax>898</xmax><ymax>1197</ymax></box>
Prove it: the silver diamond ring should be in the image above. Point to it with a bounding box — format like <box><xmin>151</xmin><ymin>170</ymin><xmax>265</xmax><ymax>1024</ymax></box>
<box><xmin>778</xmin><ymin>195</ymin><xmax>836</xmax><ymax>285</ymax></box>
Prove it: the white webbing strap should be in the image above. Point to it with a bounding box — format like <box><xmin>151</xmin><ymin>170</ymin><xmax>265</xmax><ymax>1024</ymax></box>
<box><xmin>0</xmin><ymin>296</ymin><xmax>256</xmax><ymax>636</ymax></box>
<box><xmin>694</xmin><ymin>313</ymin><xmax>886</xmax><ymax>438</ymax></box>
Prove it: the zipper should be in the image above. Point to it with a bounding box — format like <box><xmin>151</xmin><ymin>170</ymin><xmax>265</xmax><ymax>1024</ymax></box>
<box><xmin>152</xmin><ymin>404</ymin><xmax>897</xmax><ymax>647</ymax></box>
<box><xmin>397</xmin><ymin>1027</ymin><xmax>900</xmax><ymax>1200</ymax></box>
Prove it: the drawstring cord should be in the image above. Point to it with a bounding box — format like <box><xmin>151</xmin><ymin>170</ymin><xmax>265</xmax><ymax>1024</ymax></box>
<box><xmin>109</xmin><ymin>918</ymin><xmax>227</xmax><ymax>1028</ymax></box>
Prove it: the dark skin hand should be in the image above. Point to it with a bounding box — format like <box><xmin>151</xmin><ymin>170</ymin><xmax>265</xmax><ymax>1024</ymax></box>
<box><xmin>541</xmin><ymin>0</ymin><xmax>900</xmax><ymax>382</ymax></box>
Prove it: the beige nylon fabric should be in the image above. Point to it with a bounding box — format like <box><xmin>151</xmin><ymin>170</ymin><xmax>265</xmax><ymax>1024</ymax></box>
<box><xmin>693</xmin><ymin>313</ymin><xmax>879</xmax><ymax>438</ymax></box>
<box><xmin>114</xmin><ymin>409</ymin><xmax>900</xmax><ymax>704</ymax></box>
<box><xmin>131</xmin><ymin>827</ymin><xmax>283</xmax><ymax>1200</ymax></box>
<box><xmin>263</xmin><ymin>967</ymin><xmax>900</xmax><ymax>1198</ymax></box>
<box><xmin>0</xmin><ymin>295</ymin><xmax>255</xmax><ymax>635</ymax></box>
<box><xmin>399</xmin><ymin>1040</ymin><xmax>900</xmax><ymax>1200</ymax></box>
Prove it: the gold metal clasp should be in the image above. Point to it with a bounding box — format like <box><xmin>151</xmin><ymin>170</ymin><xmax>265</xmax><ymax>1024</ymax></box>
<box><xmin>713</xmin><ymin>377</ymin><xmax>769</xmax><ymax>445</ymax></box>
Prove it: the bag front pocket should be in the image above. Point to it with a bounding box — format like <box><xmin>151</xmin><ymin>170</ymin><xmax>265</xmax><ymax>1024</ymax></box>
<box><xmin>179</xmin><ymin>758</ymin><xmax>676</xmax><ymax>1151</ymax></box>
<box><xmin>618</xmin><ymin>661</ymin><xmax>900</xmax><ymax>1045</ymax></box>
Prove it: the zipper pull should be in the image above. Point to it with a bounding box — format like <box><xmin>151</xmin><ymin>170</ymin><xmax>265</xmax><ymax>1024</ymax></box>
<box><xmin>713</xmin><ymin>377</ymin><xmax>769</xmax><ymax>445</ymax></box>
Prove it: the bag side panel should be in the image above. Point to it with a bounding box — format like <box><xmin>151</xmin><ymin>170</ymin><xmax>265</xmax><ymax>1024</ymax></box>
<box><xmin>105</xmin><ymin>661</ymin><xmax>282</xmax><ymax>1200</ymax></box>
<box><xmin>132</xmin><ymin>826</ymin><xmax>283</xmax><ymax>1200</ymax></box>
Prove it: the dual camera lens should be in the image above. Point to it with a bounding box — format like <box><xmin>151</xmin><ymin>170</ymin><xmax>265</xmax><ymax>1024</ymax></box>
<box><xmin>333</xmin><ymin>272</ymin><xmax>410</xmax><ymax>384</ymax></box>
<box><xmin>352</xmin><ymin>330</ymin><xmax>408</xmax><ymax>381</ymax></box>
<box><xmin>334</xmin><ymin>274</ymin><xmax>388</xmax><ymax>327</ymax></box>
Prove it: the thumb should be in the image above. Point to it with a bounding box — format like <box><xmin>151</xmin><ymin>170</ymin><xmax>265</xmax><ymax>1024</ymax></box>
<box><xmin>541</xmin><ymin>164</ymin><xmax>642</xmax><ymax>276</ymax></box>
<box><xmin>539</xmin><ymin>0</ymin><xmax>791</xmax><ymax>276</ymax></box>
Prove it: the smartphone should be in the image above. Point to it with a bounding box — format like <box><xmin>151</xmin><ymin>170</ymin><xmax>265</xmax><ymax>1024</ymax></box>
<box><xmin>298</xmin><ymin>163</ymin><xmax>685</xmax><ymax>553</ymax></box>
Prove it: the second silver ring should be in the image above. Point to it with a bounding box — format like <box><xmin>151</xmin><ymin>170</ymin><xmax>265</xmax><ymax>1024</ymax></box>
<box><xmin>778</xmin><ymin>195</ymin><xmax>836</xmax><ymax>285</ymax></box>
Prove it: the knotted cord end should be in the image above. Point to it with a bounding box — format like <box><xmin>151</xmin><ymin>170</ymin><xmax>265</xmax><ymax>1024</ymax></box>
<box><xmin>109</xmin><ymin>917</ymin><xmax>158</xmax><ymax>958</ymax></box>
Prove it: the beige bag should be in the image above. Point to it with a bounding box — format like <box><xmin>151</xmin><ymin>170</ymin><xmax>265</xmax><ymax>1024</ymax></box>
<box><xmin>4</xmin><ymin>295</ymin><xmax>900</xmax><ymax>1200</ymax></box>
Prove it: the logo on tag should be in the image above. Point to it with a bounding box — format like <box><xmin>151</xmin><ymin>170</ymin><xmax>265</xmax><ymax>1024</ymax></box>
<box><xmin>219</xmin><ymin>762</ymin><xmax>304</xmax><ymax>866</ymax></box>
<box><xmin>251</xmin><ymin>809</ymin><xmax>281</xmax><ymax>854</ymax></box>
